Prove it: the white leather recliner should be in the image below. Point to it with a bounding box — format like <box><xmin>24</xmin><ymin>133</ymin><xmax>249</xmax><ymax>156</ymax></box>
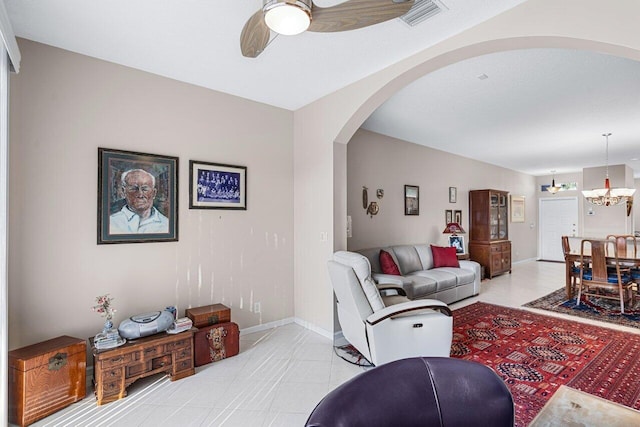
<box><xmin>329</xmin><ymin>251</ymin><xmax>453</xmax><ymax>366</ymax></box>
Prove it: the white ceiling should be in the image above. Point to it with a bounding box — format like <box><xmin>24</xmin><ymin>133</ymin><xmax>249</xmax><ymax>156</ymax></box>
<box><xmin>363</xmin><ymin>48</ymin><xmax>640</xmax><ymax>177</ymax></box>
<box><xmin>5</xmin><ymin>0</ymin><xmax>640</xmax><ymax>178</ymax></box>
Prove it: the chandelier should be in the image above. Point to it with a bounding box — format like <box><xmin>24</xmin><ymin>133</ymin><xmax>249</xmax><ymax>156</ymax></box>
<box><xmin>581</xmin><ymin>133</ymin><xmax>635</xmax><ymax>206</ymax></box>
<box><xmin>547</xmin><ymin>170</ymin><xmax>561</xmax><ymax>194</ymax></box>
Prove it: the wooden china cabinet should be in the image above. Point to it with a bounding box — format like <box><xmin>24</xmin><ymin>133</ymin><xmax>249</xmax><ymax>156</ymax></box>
<box><xmin>468</xmin><ymin>189</ymin><xmax>512</xmax><ymax>279</ymax></box>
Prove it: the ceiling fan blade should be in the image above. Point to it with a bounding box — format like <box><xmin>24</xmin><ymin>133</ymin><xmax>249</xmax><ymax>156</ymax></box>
<box><xmin>240</xmin><ymin>10</ymin><xmax>271</xmax><ymax>58</ymax></box>
<box><xmin>308</xmin><ymin>0</ymin><xmax>414</xmax><ymax>33</ymax></box>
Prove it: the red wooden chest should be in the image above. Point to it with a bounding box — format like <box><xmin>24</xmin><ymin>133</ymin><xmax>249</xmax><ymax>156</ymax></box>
<box><xmin>193</xmin><ymin>321</ymin><xmax>240</xmax><ymax>367</ymax></box>
<box><xmin>8</xmin><ymin>335</ymin><xmax>87</xmax><ymax>426</ymax></box>
<box><xmin>185</xmin><ymin>303</ymin><xmax>231</xmax><ymax>328</ymax></box>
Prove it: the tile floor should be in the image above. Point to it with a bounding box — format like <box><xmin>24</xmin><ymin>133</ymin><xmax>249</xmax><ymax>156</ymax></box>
<box><xmin>27</xmin><ymin>260</ymin><xmax>640</xmax><ymax>426</ymax></box>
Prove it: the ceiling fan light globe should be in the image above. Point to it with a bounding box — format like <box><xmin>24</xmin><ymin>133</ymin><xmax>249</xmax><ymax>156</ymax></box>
<box><xmin>264</xmin><ymin>1</ymin><xmax>312</xmax><ymax>36</ymax></box>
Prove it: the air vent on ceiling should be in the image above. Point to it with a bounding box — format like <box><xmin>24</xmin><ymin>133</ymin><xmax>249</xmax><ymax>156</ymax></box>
<box><xmin>401</xmin><ymin>0</ymin><xmax>445</xmax><ymax>27</ymax></box>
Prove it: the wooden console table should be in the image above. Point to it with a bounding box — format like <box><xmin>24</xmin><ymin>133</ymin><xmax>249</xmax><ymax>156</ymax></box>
<box><xmin>91</xmin><ymin>330</ymin><xmax>195</xmax><ymax>405</ymax></box>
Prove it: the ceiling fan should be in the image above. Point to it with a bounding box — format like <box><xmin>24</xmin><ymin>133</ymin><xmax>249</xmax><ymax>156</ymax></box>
<box><xmin>241</xmin><ymin>0</ymin><xmax>415</xmax><ymax>58</ymax></box>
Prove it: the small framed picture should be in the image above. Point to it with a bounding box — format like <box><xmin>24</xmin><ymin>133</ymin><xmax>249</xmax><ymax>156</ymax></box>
<box><xmin>445</xmin><ymin>209</ymin><xmax>453</xmax><ymax>225</ymax></box>
<box><xmin>448</xmin><ymin>235</ymin><xmax>465</xmax><ymax>254</ymax></box>
<box><xmin>454</xmin><ymin>210</ymin><xmax>462</xmax><ymax>224</ymax></box>
<box><xmin>404</xmin><ymin>185</ymin><xmax>419</xmax><ymax>215</ymax></box>
<box><xmin>449</xmin><ymin>187</ymin><xmax>457</xmax><ymax>203</ymax></box>
<box><xmin>189</xmin><ymin>160</ymin><xmax>247</xmax><ymax>210</ymax></box>
<box><xmin>511</xmin><ymin>195</ymin><xmax>525</xmax><ymax>222</ymax></box>
<box><xmin>98</xmin><ymin>148</ymin><xmax>179</xmax><ymax>244</ymax></box>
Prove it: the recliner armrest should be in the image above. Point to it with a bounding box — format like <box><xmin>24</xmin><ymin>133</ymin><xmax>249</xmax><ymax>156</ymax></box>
<box><xmin>376</xmin><ymin>283</ymin><xmax>407</xmax><ymax>296</ymax></box>
<box><xmin>366</xmin><ymin>299</ymin><xmax>452</xmax><ymax>326</ymax></box>
<box><xmin>372</xmin><ymin>273</ymin><xmax>412</xmax><ymax>286</ymax></box>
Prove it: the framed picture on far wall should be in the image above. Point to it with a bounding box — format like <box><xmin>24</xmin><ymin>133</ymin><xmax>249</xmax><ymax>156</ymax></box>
<box><xmin>404</xmin><ymin>185</ymin><xmax>419</xmax><ymax>215</ymax></box>
<box><xmin>511</xmin><ymin>195</ymin><xmax>525</xmax><ymax>222</ymax></box>
<box><xmin>445</xmin><ymin>209</ymin><xmax>453</xmax><ymax>225</ymax></box>
<box><xmin>449</xmin><ymin>187</ymin><xmax>457</xmax><ymax>203</ymax></box>
<box><xmin>454</xmin><ymin>210</ymin><xmax>462</xmax><ymax>224</ymax></box>
<box><xmin>97</xmin><ymin>148</ymin><xmax>179</xmax><ymax>244</ymax></box>
<box><xmin>189</xmin><ymin>160</ymin><xmax>247</xmax><ymax>210</ymax></box>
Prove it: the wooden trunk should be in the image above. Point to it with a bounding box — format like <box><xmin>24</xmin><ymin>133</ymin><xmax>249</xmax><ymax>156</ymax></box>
<box><xmin>193</xmin><ymin>322</ymin><xmax>240</xmax><ymax>367</ymax></box>
<box><xmin>185</xmin><ymin>303</ymin><xmax>231</xmax><ymax>328</ymax></box>
<box><xmin>8</xmin><ymin>336</ymin><xmax>87</xmax><ymax>427</ymax></box>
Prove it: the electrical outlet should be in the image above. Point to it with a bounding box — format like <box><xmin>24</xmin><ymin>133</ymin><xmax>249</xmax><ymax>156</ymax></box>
<box><xmin>254</xmin><ymin>302</ymin><xmax>261</xmax><ymax>313</ymax></box>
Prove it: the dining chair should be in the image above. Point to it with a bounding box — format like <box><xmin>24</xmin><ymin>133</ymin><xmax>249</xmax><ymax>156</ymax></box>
<box><xmin>606</xmin><ymin>234</ymin><xmax>640</xmax><ymax>287</ymax></box>
<box><xmin>605</xmin><ymin>234</ymin><xmax>637</xmax><ymax>258</ymax></box>
<box><xmin>577</xmin><ymin>239</ymin><xmax>634</xmax><ymax>313</ymax></box>
<box><xmin>562</xmin><ymin>236</ymin><xmax>581</xmax><ymax>296</ymax></box>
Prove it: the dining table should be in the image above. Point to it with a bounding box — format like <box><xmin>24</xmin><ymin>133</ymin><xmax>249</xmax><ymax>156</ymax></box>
<box><xmin>564</xmin><ymin>252</ymin><xmax>640</xmax><ymax>299</ymax></box>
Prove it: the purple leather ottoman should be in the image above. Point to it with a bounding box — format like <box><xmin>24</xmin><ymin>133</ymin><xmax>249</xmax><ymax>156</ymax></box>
<box><xmin>306</xmin><ymin>357</ymin><xmax>514</xmax><ymax>427</ymax></box>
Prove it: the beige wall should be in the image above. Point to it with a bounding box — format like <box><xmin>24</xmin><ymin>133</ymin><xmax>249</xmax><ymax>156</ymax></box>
<box><xmin>346</xmin><ymin>129</ymin><xmax>537</xmax><ymax>262</ymax></box>
<box><xmin>8</xmin><ymin>39</ymin><xmax>294</xmax><ymax>348</ymax></box>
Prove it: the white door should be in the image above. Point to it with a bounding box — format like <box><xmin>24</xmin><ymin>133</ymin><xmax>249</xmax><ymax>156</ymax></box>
<box><xmin>539</xmin><ymin>197</ymin><xmax>579</xmax><ymax>261</ymax></box>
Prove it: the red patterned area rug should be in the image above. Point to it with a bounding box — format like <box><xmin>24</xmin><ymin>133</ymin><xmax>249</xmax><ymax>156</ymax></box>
<box><xmin>452</xmin><ymin>302</ymin><xmax>640</xmax><ymax>427</ymax></box>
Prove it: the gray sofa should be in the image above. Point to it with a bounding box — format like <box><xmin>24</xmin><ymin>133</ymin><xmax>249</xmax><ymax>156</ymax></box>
<box><xmin>357</xmin><ymin>244</ymin><xmax>481</xmax><ymax>304</ymax></box>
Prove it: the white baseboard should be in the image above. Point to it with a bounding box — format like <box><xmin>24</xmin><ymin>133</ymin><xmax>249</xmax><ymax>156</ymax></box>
<box><xmin>239</xmin><ymin>317</ymin><xmax>295</xmax><ymax>336</ymax></box>
<box><xmin>240</xmin><ymin>316</ymin><xmax>334</xmax><ymax>341</ymax></box>
<box><xmin>293</xmin><ymin>317</ymin><xmax>333</xmax><ymax>341</ymax></box>
<box><xmin>514</xmin><ymin>257</ymin><xmax>538</xmax><ymax>265</ymax></box>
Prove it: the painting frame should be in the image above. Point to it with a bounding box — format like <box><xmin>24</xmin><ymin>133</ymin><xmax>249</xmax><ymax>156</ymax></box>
<box><xmin>454</xmin><ymin>209</ymin><xmax>462</xmax><ymax>224</ymax></box>
<box><xmin>448</xmin><ymin>235</ymin><xmax>465</xmax><ymax>254</ymax></box>
<box><xmin>189</xmin><ymin>160</ymin><xmax>247</xmax><ymax>210</ymax></box>
<box><xmin>404</xmin><ymin>185</ymin><xmax>419</xmax><ymax>216</ymax></box>
<box><xmin>445</xmin><ymin>209</ymin><xmax>453</xmax><ymax>225</ymax></box>
<box><xmin>449</xmin><ymin>186</ymin><xmax>457</xmax><ymax>203</ymax></box>
<box><xmin>511</xmin><ymin>195</ymin><xmax>525</xmax><ymax>223</ymax></box>
<box><xmin>98</xmin><ymin>147</ymin><xmax>179</xmax><ymax>244</ymax></box>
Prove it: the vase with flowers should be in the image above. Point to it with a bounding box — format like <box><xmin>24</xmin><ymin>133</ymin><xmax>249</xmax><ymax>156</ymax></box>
<box><xmin>92</xmin><ymin>294</ymin><xmax>125</xmax><ymax>349</ymax></box>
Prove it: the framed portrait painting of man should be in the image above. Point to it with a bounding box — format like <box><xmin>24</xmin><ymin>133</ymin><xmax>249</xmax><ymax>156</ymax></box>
<box><xmin>98</xmin><ymin>148</ymin><xmax>179</xmax><ymax>244</ymax></box>
<box><xmin>189</xmin><ymin>160</ymin><xmax>247</xmax><ymax>210</ymax></box>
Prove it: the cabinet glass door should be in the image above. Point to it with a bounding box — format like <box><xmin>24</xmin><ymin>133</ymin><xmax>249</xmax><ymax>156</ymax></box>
<box><xmin>498</xmin><ymin>194</ymin><xmax>508</xmax><ymax>239</ymax></box>
<box><xmin>490</xmin><ymin>194</ymin><xmax>499</xmax><ymax>239</ymax></box>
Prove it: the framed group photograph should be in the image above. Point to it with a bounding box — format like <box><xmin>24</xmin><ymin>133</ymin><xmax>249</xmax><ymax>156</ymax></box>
<box><xmin>404</xmin><ymin>185</ymin><xmax>419</xmax><ymax>215</ymax></box>
<box><xmin>98</xmin><ymin>148</ymin><xmax>179</xmax><ymax>244</ymax></box>
<box><xmin>189</xmin><ymin>160</ymin><xmax>247</xmax><ymax>210</ymax></box>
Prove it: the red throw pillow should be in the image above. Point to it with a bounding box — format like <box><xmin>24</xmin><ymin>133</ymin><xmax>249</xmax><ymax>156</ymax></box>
<box><xmin>431</xmin><ymin>245</ymin><xmax>460</xmax><ymax>268</ymax></box>
<box><xmin>379</xmin><ymin>250</ymin><xmax>401</xmax><ymax>275</ymax></box>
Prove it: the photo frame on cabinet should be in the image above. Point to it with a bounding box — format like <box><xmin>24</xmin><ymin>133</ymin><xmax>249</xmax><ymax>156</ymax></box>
<box><xmin>511</xmin><ymin>195</ymin><xmax>525</xmax><ymax>222</ymax></box>
<box><xmin>189</xmin><ymin>160</ymin><xmax>247</xmax><ymax>210</ymax></box>
<box><xmin>98</xmin><ymin>148</ymin><xmax>179</xmax><ymax>244</ymax></box>
<box><xmin>445</xmin><ymin>210</ymin><xmax>453</xmax><ymax>225</ymax></box>
<box><xmin>454</xmin><ymin>210</ymin><xmax>462</xmax><ymax>224</ymax></box>
<box><xmin>404</xmin><ymin>185</ymin><xmax>419</xmax><ymax>215</ymax></box>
